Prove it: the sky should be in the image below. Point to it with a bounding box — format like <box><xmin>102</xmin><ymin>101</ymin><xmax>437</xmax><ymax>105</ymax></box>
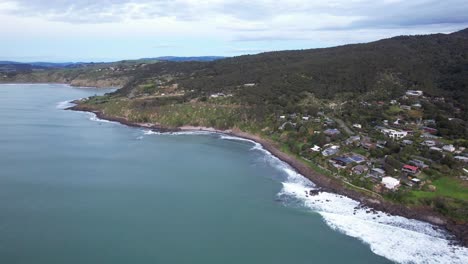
<box><xmin>0</xmin><ymin>0</ymin><xmax>467</xmax><ymax>62</ymax></box>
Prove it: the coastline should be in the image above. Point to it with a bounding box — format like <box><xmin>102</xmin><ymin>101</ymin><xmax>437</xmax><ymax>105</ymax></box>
<box><xmin>68</xmin><ymin>104</ymin><xmax>468</xmax><ymax>246</ymax></box>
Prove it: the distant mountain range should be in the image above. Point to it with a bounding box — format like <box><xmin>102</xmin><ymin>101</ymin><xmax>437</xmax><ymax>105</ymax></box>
<box><xmin>0</xmin><ymin>56</ymin><xmax>225</xmax><ymax>74</ymax></box>
<box><xmin>141</xmin><ymin>56</ymin><xmax>226</xmax><ymax>62</ymax></box>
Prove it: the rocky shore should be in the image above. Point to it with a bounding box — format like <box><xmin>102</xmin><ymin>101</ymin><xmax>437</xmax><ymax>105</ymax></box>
<box><xmin>68</xmin><ymin>103</ymin><xmax>468</xmax><ymax>246</ymax></box>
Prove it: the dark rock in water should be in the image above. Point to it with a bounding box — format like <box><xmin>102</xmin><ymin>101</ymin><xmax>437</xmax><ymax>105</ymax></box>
<box><xmin>308</xmin><ymin>189</ymin><xmax>320</xmax><ymax>196</ymax></box>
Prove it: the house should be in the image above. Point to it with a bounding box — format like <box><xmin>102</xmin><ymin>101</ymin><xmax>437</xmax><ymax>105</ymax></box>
<box><xmin>368</xmin><ymin>168</ymin><xmax>386</xmax><ymax>179</ymax></box>
<box><xmin>421</xmin><ymin>133</ymin><xmax>439</xmax><ymax>139</ymax></box>
<box><xmin>310</xmin><ymin>145</ymin><xmax>321</xmax><ymax>152</ymax></box>
<box><xmin>400</xmin><ymin>105</ymin><xmax>411</xmax><ymax>111</ymax></box>
<box><xmin>322</xmin><ymin>146</ymin><xmax>340</xmax><ymax>156</ymax></box>
<box><xmin>324</xmin><ymin>128</ymin><xmax>341</xmax><ymax>137</ymax></box>
<box><xmin>348</xmin><ymin>154</ymin><xmax>366</xmax><ymax>164</ymax></box>
<box><xmin>423</xmin><ymin>119</ymin><xmax>436</xmax><ymax>126</ymax></box>
<box><xmin>279</xmin><ymin>115</ymin><xmax>286</xmax><ymax>120</ymax></box>
<box><xmin>402</xmin><ymin>140</ymin><xmax>413</xmax><ymax>145</ymax></box>
<box><xmin>421</xmin><ymin>140</ymin><xmax>436</xmax><ymax>147</ymax></box>
<box><xmin>442</xmin><ymin>145</ymin><xmax>456</xmax><ymax>152</ymax></box>
<box><xmin>243</xmin><ymin>83</ymin><xmax>256</xmax><ymax>87</ymax></box>
<box><xmin>362</xmin><ymin>142</ymin><xmax>376</xmax><ymax>151</ymax></box>
<box><xmin>382</xmin><ymin>129</ymin><xmax>408</xmax><ymax>140</ymax></box>
<box><xmin>402</xmin><ymin>164</ymin><xmax>419</xmax><ymax>175</ymax></box>
<box><xmin>430</xmin><ymin>146</ymin><xmax>443</xmax><ymax>152</ymax></box>
<box><xmin>352</xmin><ymin>165</ymin><xmax>369</xmax><ymax>175</ymax></box>
<box><xmin>390</xmin><ymin>100</ymin><xmax>398</xmax><ymax>105</ymax></box>
<box><xmin>454</xmin><ymin>156</ymin><xmax>468</xmax><ymax>163</ymax></box>
<box><xmin>409</xmin><ymin>159</ymin><xmax>429</xmax><ymax>169</ymax></box>
<box><xmin>331</xmin><ymin>157</ymin><xmax>354</xmax><ymax>167</ymax></box>
<box><xmin>406</xmin><ymin>90</ymin><xmax>423</xmax><ymax>96</ymax></box>
<box><xmin>353</xmin><ymin>124</ymin><xmax>362</xmax><ymax>129</ymax></box>
<box><xmin>411</xmin><ymin>178</ymin><xmax>422</xmax><ymax>185</ymax></box>
<box><xmin>324</xmin><ymin>119</ymin><xmax>335</xmax><ymax>126</ymax></box>
<box><xmin>412</xmin><ymin>103</ymin><xmax>422</xmax><ymax>108</ymax></box>
<box><xmin>345</xmin><ymin>136</ymin><xmax>361</xmax><ymax>145</ymax></box>
<box><xmin>302</xmin><ymin>116</ymin><xmax>311</xmax><ymax>121</ymax></box>
<box><xmin>422</xmin><ymin>127</ymin><xmax>438</xmax><ymax>134</ymax></box>
<box><xmin>210</xmin><ymin>92</ymin><xmax>226</xmax><ymax>98</ymax></box>
<box><xmin>382</xmin><ymin>176</ymin><xmax>400</xmax><ymax>190</ymax></box>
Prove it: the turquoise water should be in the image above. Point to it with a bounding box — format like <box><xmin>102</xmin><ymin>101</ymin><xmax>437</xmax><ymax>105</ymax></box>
<box><xmin>0</xmin><ymin>84</ymin><xmax>466</xmax><ymax>264</ymax></box>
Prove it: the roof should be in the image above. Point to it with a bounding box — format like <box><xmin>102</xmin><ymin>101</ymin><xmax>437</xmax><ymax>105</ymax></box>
<box><xmin>372</xmin><ymin>168</ymin><xmax>385</xmax><ymax>174</ymax></box>
<box><xmin>324</xmin><ymin>128</ymin><xmax>340</xmax><ymax>135</ymax></box>
<box><xmin>332</xmin><ymin>157</ymin><xmax>354</xmax><ymax>164</ymax></box>
<box><xmin>403</xmin><ymin>164</ymin><xmax>418</xmax><ymax>171</ymax></box>
<box><xmin>382</xmin><ymin>177</ymin><xmax>400</xmax><ymax>189</ymax></box>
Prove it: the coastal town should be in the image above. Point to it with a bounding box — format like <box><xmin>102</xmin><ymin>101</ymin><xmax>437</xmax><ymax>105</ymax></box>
<box><xmin>272</xmin><ymin>90</ymin><xmax>468</xmax><ymax>200</ymax></box>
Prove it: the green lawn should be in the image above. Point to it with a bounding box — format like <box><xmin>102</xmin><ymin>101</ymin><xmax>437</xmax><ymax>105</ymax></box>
<box><xmin>410</xmin><ymin>177</ymin><xmax>468</xmax><ymax>200</ymax></box>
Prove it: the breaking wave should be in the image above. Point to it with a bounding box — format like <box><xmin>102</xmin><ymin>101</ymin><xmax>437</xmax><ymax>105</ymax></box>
<box><xmin>143</xmin><ymin>130</ymin><xmax>214</xmax><ymax>136</ymax></box>
<box><xmin>219</xmin><ymin>134</ymin><xmax>468</xmax><ymax>264</ymax></box>
<box><xmin>56</xmin><ymin>100</ymin><xmax>75</xmax><ymax>109</ymax></box>
<box><xmin>87</xmin><ymin>113</ymin><xmax>119</xmax><ymax>124</ymax></box>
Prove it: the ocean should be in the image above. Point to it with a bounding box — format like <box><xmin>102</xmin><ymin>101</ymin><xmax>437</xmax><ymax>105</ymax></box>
<box><xmin>0</xmin><ymin>84</ymin><xmax>466</xmax><ymax>264</ymax></box>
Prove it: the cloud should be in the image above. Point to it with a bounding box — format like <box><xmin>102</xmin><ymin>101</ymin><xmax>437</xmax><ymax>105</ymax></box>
<box><xmin>0</xmin><ymin>0</ymin><xmax>467</xmax><ymax>60</ymax></box>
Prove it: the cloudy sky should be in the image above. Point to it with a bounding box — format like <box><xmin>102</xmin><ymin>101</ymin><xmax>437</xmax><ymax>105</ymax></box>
<box><xmin>1</xmin><ymin>0</ymin><xmax>467</xmax><ymax>62</ymax></box>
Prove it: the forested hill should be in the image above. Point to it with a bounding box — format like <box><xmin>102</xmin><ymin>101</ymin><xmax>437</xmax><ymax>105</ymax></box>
<box><xmin>112</xmin><ymin>28</ymin><xmax>468</xmax><ymax>112</ymax></box>
<box><xmin>3</xmin><ymin>28</ymin><xmax>468</xmax><ymax>112</ymax></box>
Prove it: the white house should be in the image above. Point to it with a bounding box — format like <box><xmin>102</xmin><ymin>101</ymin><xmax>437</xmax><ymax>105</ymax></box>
<box><xmin>382</xmin><ymin>177</ymin><xmax>400</xmax><ymax>190</ymax></box>
<box><xmin>406</xmin><ymin>90</ymin><xmax>423</xmax><ymax>96</ymax></box>
<box><xmin>442</xmin><ymin>145</ymin><xmax>456</xmax><ymax>152</ymax></box>
<box><xmin>455</xmin><ymin>156</ymin><xmax>468</xmax><ymax>163</ymax></box>
<box><xmin>430</xmin><ymin>147</ymin><xmax>443</xmax><ymax>152</ymax></box>
<box><xmin>353</xmin><ymin>124</ymin><xmax>362</xmax><ymax>129</ymax></box>
<box><xmin>310</xmin><ymin>145</ymin><xmax>321</xmax><ymax>152</ymax></box>
<box><xmin>382</xmin><ymin>129</ymin><xmax>408</xmax><ymax>140</ymax></box>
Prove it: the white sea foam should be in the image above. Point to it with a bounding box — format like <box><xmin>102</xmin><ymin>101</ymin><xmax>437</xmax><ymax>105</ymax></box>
<box><xmin>229</xmin><ymin>135</ymin><xmax>468</xmax><ymax>263</ymax></box>
<box><xmin>87</xmin><ymin>113</ymin><xmax>119</xmax><ymax>124</ymax></box>
<box><xmin>143</xmin><ymin>130</ymin><xmax>214</xmax><ymax>136</ymax></box>
<box><xmin>56</xmin><ymin>100</ymin><xmax>76</xmax><ymax>109</ymax></box>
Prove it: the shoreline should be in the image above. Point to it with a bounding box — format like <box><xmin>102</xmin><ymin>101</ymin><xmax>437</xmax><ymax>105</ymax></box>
<box><xmin>69</xmin><ymin>104</ymin><xmax>468</xmax><ymax>246</ymax></box>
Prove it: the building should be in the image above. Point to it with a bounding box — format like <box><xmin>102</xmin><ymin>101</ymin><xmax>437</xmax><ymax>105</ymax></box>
<box><xmin>324</xmin><ymin>128</ymin><xmax>341</xmax><ymax>137</ymax></box>
<box><xmin>381</xmin><ymin>129</ymin><xmax>408</xmax><ymax>140</ymax></box>
<box><xmin>382</xmin><ymin>177</ymin><xmax>400</xmax><ymax>190</ymax></box>
<box><xmin>331</xmin><ymin>157</ymin><xmax>354</xmax><ymax>167</ymax></box>
<box><xmin>402</xmin><ymin>140</ymin><xmax>413</xmax><ymax>145</ymax></box>
<box><xmin>422</xmin><ymin>140</ymin><xmax>436</xmax><ymax>147</ymax></box>
<box><xmin>322</xmin><ymin>146</ymin><xmax>340</xmax><ymax>156</ymax></box>
<box><xmin>352</xmin><ymin>165</ymin><xmax>369</xmax><ymax>175</ymax></box>
<box><xmin>400</xmin><ymin>105</ymin><xmax>411</xmax><ymax>111</ymax></box>
<box><xmin>353</xmin><ymin>124</ymin><xmax>362</xmax><ymax>129</ymax></box>
<box><xmin>442</xmin><ymin>145</ymin><xmax>456</xmax><ymax>152</ymax></box>
<box><xmin>368</xmin><ymin>168</ymin><xmax>386</xmax><ymax>179</ymax></box>
<box><xmin>454</xmin><ymin>156</ymin><xmax>468</xmax><ymax>163</ymax></box>
<box><xmin>430</xmin><ymin>147</ymin><xmax>443</xmax><ymax>152</ymax></box>
<box><xmin>345</xmin><ymin>136</ymin><xmax>361</xmax><ymax>145</ymax></box>
<box><xmin>409</xmin><ymin>159</ymin><xmax>429</xmax><ymax>169</ymax></box>
<box><xmin>310</xmin><ymin>145</ymin><xmax>321</xmax><ymax>152</ymax></box>
<box><xmin>422</xmin><ymin>127</ymin><xmax>438</xmax><ymax>134</ymax></box>
<box><xmin>361</xmin><ymin>142</ymin><xmax>376</xmax><ymax>151</ymax></box>
<box><xmin>348</xmin><ymin>154</ymin><xmax>366</xmax><ymax>164</ymax></box>
<box><xmin>406</xmin><ymin>90</ymin><xmax>423</xmax><ymax>96</ymax></box>
<box><xmin>402</xmin><ymin>164</ymin><xmax>419</xmax><ymax>175</ymax></box>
